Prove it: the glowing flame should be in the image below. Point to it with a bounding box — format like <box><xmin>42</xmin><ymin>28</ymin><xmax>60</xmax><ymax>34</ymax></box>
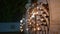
<box><xmin>33</xmin><ymin>28</ymin><xmax>36</xmax><ymax>31</ymax></box>
<box><xmin>37</xmin><ymin>27</ymin><xmax>40</xmax><ymax>30</ymax></box>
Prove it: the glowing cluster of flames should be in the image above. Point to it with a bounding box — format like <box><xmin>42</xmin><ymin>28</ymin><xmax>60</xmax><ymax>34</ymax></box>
<box><xmin>26</xmin><ymin>4</ymin><xmax>43</xmax><ymax>31</ymax></box>
<box><xmin>20</xmin><ymin>2</ymin><xmax>49</xmax><ymax>34</ymax></box>
<box><xmin>26</xmin><ymin>2</ymin><xmax>49</xmax><ymax>33</ymax></box>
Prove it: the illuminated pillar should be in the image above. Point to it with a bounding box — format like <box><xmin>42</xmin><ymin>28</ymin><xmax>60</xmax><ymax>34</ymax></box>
<box><xmin>20</xmin><ymin>0</ymin><xmax>50</xmax><ymax>34</ymax></box>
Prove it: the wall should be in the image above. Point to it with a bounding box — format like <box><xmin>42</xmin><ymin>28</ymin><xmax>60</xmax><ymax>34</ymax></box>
<box><xmin>48</xmin><ymin>0</ymin><xmax>60</xmax><ymax>34</ymax></box>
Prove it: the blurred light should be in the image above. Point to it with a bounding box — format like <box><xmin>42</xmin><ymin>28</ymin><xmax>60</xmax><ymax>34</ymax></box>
<box><xmin>20</xmin><ymin>24</ymin><xmax>23</xmax><ymax>26</ymax></box>
<box><xmin>36</xmin><ymin>24</ymin><xmax>39</xmax><ymax>26</ymax></box>
<box><xmin>27</xmin><ymin>19</ymin><xmax>30</xmax><ymax>21</ymax></box>
<box><xmin>31</xmin><ymin>15</ymin><xmax>35</xmax><ymax>18</ymax></box>
<box><xmin>20</xmin><ymin>24</ymin><xmax>22</xmax><ymax>25</ymax></box>
<box><xmin>20</xmin><ymin>26</ymin><xmax>22</xmax><ymax>28</ymax></box>
<box><xmin>41</xmin><ymin>18</ymin><xmax>44</xmax><ymax>21</ymax></box>
<box><xmin>37</xmin><ymin>27</ymin><xmax>40</xmax><ymax>30</ymax></box>
<box><xmin>20</xmin><ymin>20</ymin><xmax>23</xmax><ymax>23</ymax></box>
<box><xmin>33</xmin><ymin>28</ymin><xmax>36</xmax><ymax>31</ymax></box>
<box><xmin>29</xmin><ymin>22</ymin><xmax>31</xmax><ymax>25</ymax></box>
<box><xmin>40</xmin><ymin>8</ymin><xmax>42</xmax><ymax>10</ymax></box>
<box><xmin>37</xmin><ymin>6</ymin><xmax>39</xmax><ymax>9</ymax></box>
<box><xmin>43</xmin><ymin>14</ymin><xmax>46</xmax><ymax>16</ymax></box>
<box><xmin>26</xmin><ymin>28</ymin><xmax>29</xmax><ymax>31</ymax></box>
<box><xmin>36</xmin><ymin>12</ymin><xmax>38</xmax><ymax>14</ymax></box>
<box><xmin>40</xmin><ymin>11</ymin><xmax>44</xmax><ymax>14</ymax></box>
<box><xmin>20</xmin><ymin>29</ymin><xmax>23</xmax><ymax>32</ymax></box>
<box><xmin>43</xmin><ymin>22</ymin><xmax>46</xmax><ymax>25</ymax></box>
<box><xmin>33</xmin><ymin>12</ymin><xmax>38</xmax><ymax>15</ymax></box>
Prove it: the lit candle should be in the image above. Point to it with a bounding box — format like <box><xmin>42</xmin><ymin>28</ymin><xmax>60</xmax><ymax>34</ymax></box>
<box><xmin>29</xmin><ymin>22</ymin><xmax>31</xmax><ymax>25</ymax></box>
<box><xmin>33</xmin><ymin>28</ymin><xmax>36</xmax><ymax>31</ymax></box>
<box><xmin>43</xmin><ymin>14</ymin><xmax>46</xmax><ymax>16</ymax></box>
<box><xmin>37</xmin><ymin>6</ymin><xmax>39</xmax><ymax>10</ymax></box>
<box><xmin>41</xmin><ymin>18</ymin><xmax>44</xmax><ymax>21</ymax></box>
<box><xmin>37</xmin><ymin>27</ymin><xmax>40</xmax><ymax>30</ymax></box>
<box><xmin>20</xmin><ymin>29</ymin><xmax>23</xmax><ymax>32</ymax></box>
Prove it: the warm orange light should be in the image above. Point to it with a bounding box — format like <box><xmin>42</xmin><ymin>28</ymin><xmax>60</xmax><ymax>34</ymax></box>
<box><xmin>33</xmin><ymin>28</ymin><xmax>36</xmax><ymax>31</ymax></box>
<box><xmin>36</xmin><ymin>24</ymin><xmax>39</xmax><ymax>26</ymax></box>
<box><xmin>41</xmin><ymin>18</ymin><xmax>44</xmax><ymax>21</ymax></box>
<box><xmin>29</xmin><ymin>22</ymin><xmax>31</xmax><ymax>25</ymax></box>
<box><xmin>33</xmin><ymin>12</ymin><xmax>38</xmax><ymax>15</ymax></box>
<box><xmin>37</xmin><ymin>27</ymin><xmax>40</xmax><ymax>30</ymax></box>
<box><xmin>43</xmin><ymin>14</ymin><xmax>46</xmax><ymax>16</ymax></box>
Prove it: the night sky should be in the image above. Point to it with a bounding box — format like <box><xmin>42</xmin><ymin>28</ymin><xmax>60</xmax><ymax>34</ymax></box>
<box><xmin>0</xmin><ymin>0</ymin><xmax>27</xmax><ymax>22</ymax></box>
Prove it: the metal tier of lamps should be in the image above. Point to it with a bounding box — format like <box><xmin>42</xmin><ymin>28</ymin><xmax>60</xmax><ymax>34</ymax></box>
<box><xmin>20</xmin><ymin>0</ymin><xmax>50</xmax><ymax>34</ymax></box>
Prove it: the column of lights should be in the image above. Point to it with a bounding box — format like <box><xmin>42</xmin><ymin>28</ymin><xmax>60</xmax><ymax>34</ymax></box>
<box><xmin>26</xmin><ymin>2</ymin><xmax>49</xmax><ymax>34</ymax></box>
<box><xmin>26</xmin><ymin>5</ymin><xmax>40</xmax><ymax>33</ymax></box>
<box><xmin>20</xmin><ymin>20</ymin><xmax>23</xmax><ymax>32</ymax></box>
<box><xmin>20</xmin><ymin>18</ymin><xmax>25</xmax><ymax>32</ymax></box>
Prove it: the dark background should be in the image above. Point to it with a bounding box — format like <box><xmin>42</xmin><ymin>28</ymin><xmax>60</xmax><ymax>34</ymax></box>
<box><xmin>0</xmin><ymin>0</ymin><xmax>28</xmax><ymax>34</ymax></box>
<box><xmin>0</xmin><ymin>0</ymin><xmax>27</xmax><ymax>22</ymax></box>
